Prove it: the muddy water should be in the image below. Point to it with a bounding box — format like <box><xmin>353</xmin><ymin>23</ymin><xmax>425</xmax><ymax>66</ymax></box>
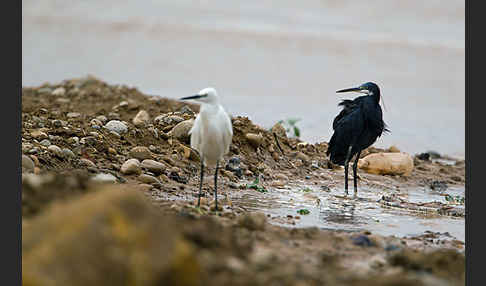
<box><xmin>22</xmin><ymin>0</ymin><xmax>465</xmax><ymax>157</ymax></box>
<box><xmin>232</xmin><ymin>183</ymin><xmax>465</xmax><ymax>242</ymax></box>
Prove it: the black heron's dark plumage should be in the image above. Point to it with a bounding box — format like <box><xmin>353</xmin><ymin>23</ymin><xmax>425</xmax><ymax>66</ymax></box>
<box><xmin>326</xmin><ymin>82</ymin><xmax>389</xmax><ymax>195</ymax></box>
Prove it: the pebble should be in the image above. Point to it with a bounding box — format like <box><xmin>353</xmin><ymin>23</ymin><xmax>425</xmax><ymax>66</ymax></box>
<box><xmin>80</xmin><ymin>158</ymin><xmax>96</xmax><ymax>168</ymax></box>
<box><xmin>30</xmin><ymin>130</ymin><xmax>48</xmax><ymax>140</ymax></box>
<box><xmin>95</xmin><ymin>115</ymin><xmax>108</xmax><ymax>124</ymax></box>
<box><xmin>352</xmin><ymin>235</ymin><xmax>374</xmax><ymax>247</ymax></box>
<box><xmin>48</xmin><ymin>145</ymin><xmax>63</xmax><ymax>158</ymax></box>
<box><xmin>245</xmin><ymin>133</ymin><xmax>264</xmax><ymax>148</ymax></box>
<box><xmin>39</xmin><ymin>139</ymin><xmax>51</xmax><ymax>147</ymax></box>
<box><xmin>311</xmin><ymin>160</ymin><xmax>319</xmax><ymax>169</ymax></box>
<box><xmin>132</xmin><ymin>110</ymin><xmax>150</xmax><ymax>127</ymax></box>
<box><xmin>104</xmin><ymin>120</ymin><xmax>128</xmax><ymax>134</ymax></box>
<box><xmin>55</xmin><ymin>98</ymin><xmax>70</xmax><ymax>104</ymax></box>
<box><xmin>67</xmin><ymin>137</ymin><xmax>79</xmax><ymax>146</ymax></box>
<box><xmin>90</xmin><ymin>118</ymin><xmax>103</xmax><ymax>126</ymax></box>
<box><xmin>140</xmin><ymin>159</ymin><xmax>166</xmax><ymax>175</ymax></box>
<box><xmin>169</xmin><ymin>119</ymin><xmax>194</xmax><ymax>144</ymax></box>
<box><xmin>225</xmin><ymin>157</ymin><xmax>242</xmax><ymax>178</ymax></box>
<box><xmin>108</xmin><ymin>147</ymin><xmax>117</xmax><ymax>155</ymax></box>
<box><xmin>296</xmin><ymin>152</ymin><xmax>310</xmax><ymax>162</ymax></box>
<box><xmin>120</xmin><ymin>159</ymin><xmax>142</xmax><ymax>175</ymax></box>
<box><xmin>137</xmin><ymin>174</ymin><xmax>160</xmax><ymax>184</ymax></box>
<box><xmin>22</xmin><ymin>155</ymin><xmax>35</xmax><ymax>173</ymax></box>
<box><xmin>62</xmin><ymin>148</ymin><xmax>76</xmax><ymax>159</ymax></box>
<box><xmin>154</xmin><ymin>114</ymin><xmax>184</xmax><ymax>126</ymax></box>
<box><xmin>271</xmin><ymin>152</ymin><xmax>280</xmax><ymax>161</ymax></box>
<box><xmin>274</xmin><ymin>173</ymin><xmax>288</xmax><ymax>181</ymax></box>
<box><xmin>108</xmin><ymin>113</ymin><xmax>121</xmax><ymax>120</ymax></box>
<box><xmin>28</xmin><ymin>147</ymin><xmax>39</xmax><ymax>154</ymax></box>
<box><xmin>51</xmin><ymin>119</ymin><xmax>63</xmax><ymax>128</ymax></box>
<box><xmin>91</xmin><ymin>173</ymin><xmax>117</xmax><ymax>183</ymax></box>
<box><xmin>51</xmin><ymin>87</ymin><xmax>66</xmax><ymax>96</ymax></box>
<box><xmin>129</xmin><ymin>146</ymin><xmax>153</xmax><ymax>160</ymax></box>
<box><xmin>430</xmin><ymin>180</ymin><xmax>448</xmax><ymax>192</ymax></box>
<box><xmin>109</xmin><ymin>131</ymin><xmax>121</xmax><ymax>138</ymax></box>
<box><xmin>67</xmin><ymin>112</ymin><xmax>81</xmax><ymax>118</ymax></box>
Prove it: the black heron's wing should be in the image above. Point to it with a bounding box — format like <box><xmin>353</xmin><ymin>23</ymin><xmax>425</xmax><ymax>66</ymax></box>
<box><xmin>327</xmin><ymin>100</ymin><xmax>366</xmax><ymax>164</ymax></box>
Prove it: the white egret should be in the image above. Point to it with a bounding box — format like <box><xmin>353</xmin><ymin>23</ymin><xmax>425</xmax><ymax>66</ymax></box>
<box><xmin>180</xmin><ymin>87</ymin><xmax>233</xmax><ymax>209</ymax></box>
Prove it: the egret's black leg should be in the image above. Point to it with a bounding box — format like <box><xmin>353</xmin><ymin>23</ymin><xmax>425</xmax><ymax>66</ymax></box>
<box><xmin>353</xmin><ymin>150</ymin><xmax>362</xmax><ymax>196</ymax></box>
<box><xmin>344</xmin><ymin>146</ymin><xmax>353</xmax><ymax>195</ymax></box>
<box><xmin>197</xmin><ymin>160</ymin><xmax>204</xmax><ymax>207</ymax></box>
<box><xmin>214</xmin><ymin>160</ymin><xmax>220</xmax><ymax>210</ymax></box>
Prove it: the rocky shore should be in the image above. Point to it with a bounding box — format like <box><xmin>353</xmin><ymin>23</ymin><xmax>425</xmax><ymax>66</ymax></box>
<box><xmin>22</xmin><ymin>76</ymin><xmax>465</xmax><ymax>286</ymax></box>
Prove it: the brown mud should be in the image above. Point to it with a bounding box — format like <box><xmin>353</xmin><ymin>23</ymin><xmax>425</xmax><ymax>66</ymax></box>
<box><xmin>21</xmin><ymin>76</ymin><xmax>465</xmax><ymax>285</ymax></box>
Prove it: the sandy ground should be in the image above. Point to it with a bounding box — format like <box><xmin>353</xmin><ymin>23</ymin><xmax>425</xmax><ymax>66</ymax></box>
<box><xmin>21</xmin><ymin>77</ymin><xmax>465</xmax><ymax>285</ymax></box>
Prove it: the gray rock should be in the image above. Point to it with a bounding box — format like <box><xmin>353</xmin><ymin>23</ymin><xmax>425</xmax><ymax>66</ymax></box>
<box><xmin>120</xmin><ymin>159</ymin><xmax>141</xmax><ymax>175</ymax></box>
<box><xmin>154</xmin><ymin>114</ymin><xmax>184</xmax><ymax>126</ymax></box>
<box><xmin>80</xmin><ymin>158</ymin><xmax>96</xmax><ymax>168</ymax></box>
<box><xmin>40</xmin><ymin>139</ymin><xmax>51</xmax><ymax>147</ymax></box>
<box><xmin>48</xmin><ymin>145</ymin><xmax>63</xmax><ymax>158</ymax></box>
<box><xmin>62</xmin><ymin>148</ymin><xmax>76</xmax><ymax>159</ymax></box>
<box><xmin>67</xmin><ymin>112</ymin><xmax>81</xmax><ymax>118</ymax></box>
<box><xmin>67</xmin><ymin>137</ymin><xmax>79</xmax><ymax>146</ymax></box>
<box><xmin>137</xmin><ymin>174</ymin><xmax>160</xmax><ymax>184</ymax></box>
<box><xmin>28</xmin><ymin>147</ymin><xmax>39</xmax><ymax>154</ymax></box>
<box><xmin>129</xmin><ymin>146</ymin><xmax>153</xmax><ymax>160</ymax></box>
<box><xmin>51</xmin><ymin>87</ymin><xmax>66</xmax><ymax>96</ymax></box>
<box><xmin>51</xmin><ymin>119</ymin><xmax>63</xmax><ymax>128</ymax></box>
<box><xmin>104</xmin><ymin>120</ymin><xmax>128</xmax><ymax>134</ymax></box>
<box><xmin>22</xmin><ymin>155</ymin><xmax>35</xmax><ymax>173</ymax></box>
<box><xmin>132</xmin><ymin>110</ymin><xmax>150</xmax><ymax>127</ymax></box>
<box><xmin>140</xmin><ymin>159</ymin><xmax>165</xmax><ymax>175</ymax></box>
<box><xmin>169</xmin><ymin>119</ymin><xmax>194</xmax><ymax>144</ymax></box>
<box><xmin>91</xmin><ymin>173</ymin><xmax>117</xmax><ymax>183</ymax></box>
<box><xmin>95</xmin><ymin>115</ymin><xmax>108</xmax><ymax>124</ymax></box>
<box><xmin>90</xmin><ymin>118</ymin><xmax>103</xmax><ymax>126</ymax></box>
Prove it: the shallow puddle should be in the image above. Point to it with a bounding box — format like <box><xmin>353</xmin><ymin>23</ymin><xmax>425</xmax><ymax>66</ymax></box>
<box><xmin>232</xmin><ymin>182</ymin><xmax>465</xmax><ymax>242</ymax></box>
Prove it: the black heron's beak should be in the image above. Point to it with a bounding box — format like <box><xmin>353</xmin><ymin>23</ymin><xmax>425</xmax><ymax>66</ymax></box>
<box><xmin>180</xmin><ymin>94</ymin><xmax>204</xmax><ymax>100</ymax></box>
<box><xmin>336</xmin><ymin>86</ymin><xmax>362</xmax><ymax>93</ymax></box>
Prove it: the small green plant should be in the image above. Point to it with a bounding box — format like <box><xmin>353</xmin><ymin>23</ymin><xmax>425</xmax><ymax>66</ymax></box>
<box><xmin>277</xmin><ymin>118</ymin><xmax>301</xmax><ymax>138</ymax></box>
<box><xmin>444</xmin><ymin>194</ymin><xmax>465</xmax><ymax>205</ymax></box>
<box><xmin>297</xmin><ymin>209</ymin><xmax>310</xmax><ymax>215</ymax></box>
<box><xmin>246</xmin><ymin>177</ymin><xmax>267</xmax><ymax>193</ymax></box>
<box><xmin>301</xmin><ymin>187</ymin><xmax>312</xmax><ymax>193</ymax></box>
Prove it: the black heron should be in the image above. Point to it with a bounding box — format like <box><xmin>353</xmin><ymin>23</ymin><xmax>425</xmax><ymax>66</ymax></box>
<box><xmin>326</xmin><ymin>82</ymin><xmax>389</xmax><ymax>196</ymax></box>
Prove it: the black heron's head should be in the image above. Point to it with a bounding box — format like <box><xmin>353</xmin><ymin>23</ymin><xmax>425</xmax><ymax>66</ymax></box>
<box><xmin>336</xmin><ymin>82</ymin><xmax>380</xmax><ymax>96</ymax></box>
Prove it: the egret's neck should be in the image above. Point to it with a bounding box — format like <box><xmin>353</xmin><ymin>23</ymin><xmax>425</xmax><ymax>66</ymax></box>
<box><xmin>198</xmin><ymin>103</ymin><xmax>220</xmax><ymax>123</ymax></box>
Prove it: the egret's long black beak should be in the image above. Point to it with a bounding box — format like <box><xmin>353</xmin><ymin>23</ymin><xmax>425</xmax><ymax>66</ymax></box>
<box><xmin>180</xmin><ymin>94</ymin><xmax>203</xmax><ymax>100</ymax></box>
<box><xmin>336</xmin><ymin>87</ymin><xmax>362</xmax><ymax>93</ymax></box>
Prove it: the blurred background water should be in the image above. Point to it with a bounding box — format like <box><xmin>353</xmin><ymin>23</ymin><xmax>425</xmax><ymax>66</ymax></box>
<box><xmin>22</xmin><ymin>0</ymin><xmax>464</xmax><ymax>158</ymax></box>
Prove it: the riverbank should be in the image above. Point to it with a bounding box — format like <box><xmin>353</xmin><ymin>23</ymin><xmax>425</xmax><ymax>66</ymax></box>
<box><xmin>21</xmin><ymin>76</ymin><xmax>465</xmax><ymax>285</ymax></box>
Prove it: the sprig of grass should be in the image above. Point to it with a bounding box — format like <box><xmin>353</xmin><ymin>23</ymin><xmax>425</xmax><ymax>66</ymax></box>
<box><xmin>297</xmin><ymin>209</ymin><xmax>310</xmax><ymax>215</ymax></box>
<box><xmin>246</xmin><ymin>177</ymin><xmax>268</xmax><ymax>193</ymax></box>
<box><xmin>277</xmin><ymin>118</ymin><xmax>301</xmax><ymax>138</ymax></box>
<box><xmin>444</xmin><ymin>194</ymin><xmax>465</xmax><ymax>205</ymax></box>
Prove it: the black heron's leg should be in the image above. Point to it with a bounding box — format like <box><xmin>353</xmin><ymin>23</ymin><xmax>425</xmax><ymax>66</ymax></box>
<box><xmin>344</xmin><ymin>146</ymin><xmax>353</xmax><ymax>195</ymax></box>
<box><xmin>353</xmin><ymin>150</ymin><xmax>362</xmax><ymax>196</ymax></box>
<box><xmin>197</xmin><ymin>159</ymin><xmax>204</xmax><ymax>207</ymax></box>
<box><xmin>214</xmin><ymin>160</ymin><xmax>219</xmax><ymax>210</ymax></box>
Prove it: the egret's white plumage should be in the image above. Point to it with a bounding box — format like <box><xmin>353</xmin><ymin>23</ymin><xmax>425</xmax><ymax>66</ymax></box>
<box><xmin>180</xmin><ymin>87</ymin><xmax>233</xmax><ymax>209</ymax></box>
<box><xmin>189</xmin><ymin>87</ymin><xmax>233</xmax><ymax>167</ymax></box>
